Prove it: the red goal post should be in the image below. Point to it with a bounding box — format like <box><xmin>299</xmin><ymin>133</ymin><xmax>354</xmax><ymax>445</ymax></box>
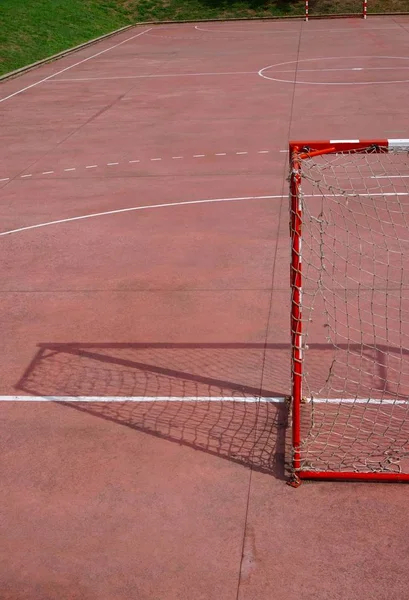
<box><xmin>305</xmin><ymin>1</ymin><xmax>368</xmax><ymax>21</ymax></box>
<box><xmin>289</xmin><ymin>138</ymin><xmax>409</xmax><ymax>485</ymax></box>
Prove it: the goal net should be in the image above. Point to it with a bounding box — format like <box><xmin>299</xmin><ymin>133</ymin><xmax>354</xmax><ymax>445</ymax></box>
<box><xmin>289</xmin><ymin>138</ymin><xmax>409</xmax><ymax>483</ymax></box>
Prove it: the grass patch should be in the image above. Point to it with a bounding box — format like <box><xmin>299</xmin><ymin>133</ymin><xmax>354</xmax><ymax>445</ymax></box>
<box><xmin>1</xmin><ymin>0</ymin><xmax>408</xmax><ymax>77</ymax></box>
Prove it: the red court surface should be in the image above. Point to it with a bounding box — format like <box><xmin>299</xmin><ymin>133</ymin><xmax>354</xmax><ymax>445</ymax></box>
<box><xmin>1</xmin><ymin>16</ymin><xmax>409</xmax><ymax>600</ymax></box>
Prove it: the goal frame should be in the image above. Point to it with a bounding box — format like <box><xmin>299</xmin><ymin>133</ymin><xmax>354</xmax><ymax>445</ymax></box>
<box><xmin>289</xmin><ymin>138</ymin><xmax>409</xmax><ymax>485</ymax></box>
<box><xmin>305</xmin><ymin>1</ymin><xmax>368</xmax><ymax>21</ymax></box>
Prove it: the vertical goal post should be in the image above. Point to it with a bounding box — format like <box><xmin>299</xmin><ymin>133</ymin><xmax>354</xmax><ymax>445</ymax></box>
<box><xmin>289</xmin><ymin>138</ymin><xmax>409</xmax><ymax>485</ymax></box>
<box><xmin>305</xmin><ymin>1</ymin><xmax>368</xmax><ymax>21</ymax></box>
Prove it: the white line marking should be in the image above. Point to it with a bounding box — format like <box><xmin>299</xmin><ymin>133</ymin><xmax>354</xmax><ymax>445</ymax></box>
<box><xmin>309</xmin><ymin>398</ymin><xmax>409</xmax><ymax>405</ymax></box>
<box><xmin>172</xmin><ymin>156</ymin><xmax>183</xmax><ymax>159</ymax></box>
<box><xmin>129</xmin><ymin>160</ymin><xmax>140</xmax><ymax>163</ymax></box>
<box><xmin>150</xmin><ymin>158</ymin><xmax>162</xmax><ymax>161</ymax></box>
<box><xmin>107</xmin><ymin>162</ymin><xmax>119</xmax><ymax>166</ymax></box>
<box><xmin>4</xmin><ymin>395</ymin><xmax>400</xmax><ymax>406</ymax></box>
<box><xmin>193</xmin><ymin>154</ymin><xmax>205</xmax><ymax>158</ymax></box>
<box><xmin>0</xmin><ymin>395</ymin><xmax>287</xmax><ymax>403</ymax></box>
<box><xmin>236</xmin><ymin>151</ymin><xmax>248</xmax><ymax>155</ymax></box>
<box><xmin>0</xmin><ymin>28</ymin><xmax>152</xmax><ymax>103</ymax></box>
<box><xmin>371</xmin><ymin>175</ymin><xmax>409</xmax><ymax>179</ymax></box>
<box><xmin>274</xmin><ymin>66</ymin><xmax>409</xmax><ymax>73</ymax></box>
<box><xmin>259</xmin><ymin>56</ymin><xmax>409</xmax><ymax>86</ymax></box>
<box><xmin>0</xmin><ymin>178</ymin><xmax>10</xmax><ymax>182</ymax></box>
<box><xmin>86</xmin><ymin>165</ymin><xmax>98</xmax><ymax>169</ymax></box>
<box><xmin>279</xmin><ymin>150</ymin><xmax>289</xmax><ymax>153</ymax></box>
<box><xmin>258</xmin><ymin>150</ymin><xmax>270</xmax><ymax>154</ymax></box>
<box><xmin>42</xmin><ymin>171</ymin><xmax>54</xmax><ymax>175</ymax></box>
<box><xmin>215</xmin><ymin>153</ymin><xmax>227</xmax><ymax>156</ymax></box>
<box><xmin>0</xmin><ymin>195</ymin><xmax>278</xmax><ymax>237</ymax></box>
<box><xmin>64</xmin><ymin>168</ymin><xmax>76</xmax><ymax>172</ymax></box>
<box><xmin>3</xmin><ymin>191</ymin><xmax>408</xmax><ymax>238</ymax></box>
<box><xmin>21</xmin><ymin>174</ymin><xmax>32</xmax><ymax>178</ymax></box>
<box><xmin>51</xmin><ymin>71</ymin><xmax>256</xmax><ymax>82</ymax></box>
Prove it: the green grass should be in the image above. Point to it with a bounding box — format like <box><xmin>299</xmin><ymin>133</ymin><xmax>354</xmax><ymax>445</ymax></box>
<box><xmin>1</xmin><ymin>0</ymin><xmax>409</xmax><ymax>77</ymax></box>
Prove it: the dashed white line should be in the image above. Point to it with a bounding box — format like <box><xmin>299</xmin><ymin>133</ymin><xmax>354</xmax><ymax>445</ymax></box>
<box><xmin>1</xmin><ymin>149</ymin><xmax>282</xmax><ymax>182</ymax></box>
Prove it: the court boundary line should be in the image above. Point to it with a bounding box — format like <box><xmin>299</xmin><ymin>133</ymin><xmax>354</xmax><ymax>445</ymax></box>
<box><xmin>0</xmin><ymin>395</ymin><xmax>287</xmax><ymax>402</ymax></box>
<box><xmin>1</xmin><ymin>396</ymin><xmax>407</xmax><ymax>404</ymax></box>
<box><xmin>0</xmin><ymin>28</ymin><xmax>152</xmax><ymax>104</ymax></box>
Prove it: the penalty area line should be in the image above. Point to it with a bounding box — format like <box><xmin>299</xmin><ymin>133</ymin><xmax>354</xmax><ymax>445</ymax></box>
<box><xmin>2</xmin><ymin>192</ymin><xmax>409</xmax><ymax>237</ymax></box>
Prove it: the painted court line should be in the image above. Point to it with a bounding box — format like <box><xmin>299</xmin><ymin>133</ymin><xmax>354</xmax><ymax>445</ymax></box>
<box><xmin>51</xmin><ymin>71</ymin><xmax>256</xmax><ymax>82</ymax></box>
<box><xmin>2</xmin><ymin>192</ymin><xmax>409</xmax><ymax>238</ymax></box>
<box><xmin>371</xmin><ymin>175</ymin><xmax>409</xmax><ymax>179</ymax></box>
<box><xmin>0</xmin><ymin>396</ymin><xmax>405</xmax><ymax>405</ymax></box>
<box><xmin>0</xmin><ymin>196</ymin><xmax>278</xmax><ymax>237</ymax></box>
<box><xmin>0</xmin><ymin>396</ymin><xmax>286</xmax><ymax>403</ymax></box>
<box><xmin>0</xmin><ymin>149</ymin><xmax>284</xmax><ymax>181</ymax></box>
<box><xmin>0</xmin><ymin>28</ymin><xmax>152</xmax><ymax>104</ymax></box>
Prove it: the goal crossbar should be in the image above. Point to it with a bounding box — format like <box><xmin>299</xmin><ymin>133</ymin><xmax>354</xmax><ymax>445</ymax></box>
<box><xmin>289</xmin><ymin>138</ymin><xmax>409</xmax><ymax>485</ymax></box>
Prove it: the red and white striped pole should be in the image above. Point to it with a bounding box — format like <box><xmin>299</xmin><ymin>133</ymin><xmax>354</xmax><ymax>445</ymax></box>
<box><xmin>305</xmin><ymin>0</ymin><xmax>309</xmax><ymax>22</ymax></box>
<box><xmin>363</xmin><ymin>0</ymin><xmax>368</xmax><ymax>19</ymax></box>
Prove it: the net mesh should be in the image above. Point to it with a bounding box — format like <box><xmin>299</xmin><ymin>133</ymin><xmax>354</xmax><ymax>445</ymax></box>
<box><xmin>292</xmin><ymin>145</ymin><xmax>409</xmax><ymax>474</ymax></box>
<box><xmin>17</xmin><ymin>343</ymin><xmax>289</xmax><ymax>475</ymax></box>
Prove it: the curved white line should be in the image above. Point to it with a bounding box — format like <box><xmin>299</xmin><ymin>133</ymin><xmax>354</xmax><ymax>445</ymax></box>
<box><xmin>258</xmin><ymin>55</ymin><xmax>409</xmax><ymax>86</ymax></box>
<box><xmin>0</xmin><ymin>195</ymin><xmax>278</xmax><ymax>237</ymax></box>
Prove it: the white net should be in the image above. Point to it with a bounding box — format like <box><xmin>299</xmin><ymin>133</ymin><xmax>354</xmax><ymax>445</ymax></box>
<box><xmin>292</xmin><ymin>145</ymin><xmax>409</xmax><ymax>475</ymax></box>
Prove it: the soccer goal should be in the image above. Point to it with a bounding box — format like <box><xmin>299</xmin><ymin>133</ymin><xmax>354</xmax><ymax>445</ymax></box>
<box><xmin>305</xmin><ymin>1</ymin><xmax>367</xmax><ymax>21</ymax></box>
<box><xmin>289</xmin><ymin>138</ymin><xmax>409</xmax><ymax>484</ymax></box>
